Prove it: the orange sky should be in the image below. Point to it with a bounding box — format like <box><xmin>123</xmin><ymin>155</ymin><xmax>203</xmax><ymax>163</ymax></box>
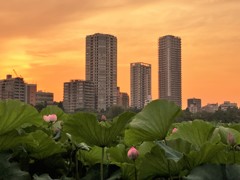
<box><xmin>1</xmin><ymin>0</ymin><xmax>240</xmax><ymax>108</ymax></box>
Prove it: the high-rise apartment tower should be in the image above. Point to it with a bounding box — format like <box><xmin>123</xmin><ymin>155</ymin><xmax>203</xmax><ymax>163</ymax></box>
<box><xmin>86</xmin><ymin>33</ymin><xmax>117</xmax><ymax>111</ymax></box>
<box><xmin>130</xmin><ymin>62</ymin><xmax>151</xmax><ymax>109</ymax></box>
<box><xmin>158</xmin><ymin>35</ymin><xmax>182</xmax><ymax>107</ymax></box>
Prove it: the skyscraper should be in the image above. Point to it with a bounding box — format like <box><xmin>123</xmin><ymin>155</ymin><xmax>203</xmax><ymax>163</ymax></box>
<box><xmin>86</xmin><ymin>33</ymin><xmax>117</xmax><ymax>111</ymax></box>
<box><xmin>158</xmin><ymin>35</ymin><xmax>182</xmax><ymax>107</ymax></box>
<box><xmin>130</xmin><ymin>62</ymin><xmax>151</xmax><ymax>109</ymax></box>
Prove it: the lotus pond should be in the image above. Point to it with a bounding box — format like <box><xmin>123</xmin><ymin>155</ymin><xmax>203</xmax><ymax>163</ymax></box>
<box><xmin>1</xmin><ymin>99</ymin><xmax>240</xmax><ymax>180</ymax></box>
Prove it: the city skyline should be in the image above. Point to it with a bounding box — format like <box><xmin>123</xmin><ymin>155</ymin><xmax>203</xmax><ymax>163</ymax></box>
<box><xmin>1</xmin><ymin>0</ymin><xmax>240</xmax><ymax>108</ymax></box>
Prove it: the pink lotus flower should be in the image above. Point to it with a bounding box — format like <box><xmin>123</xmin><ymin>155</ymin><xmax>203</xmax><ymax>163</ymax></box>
<box><xmin>101</xmin><ymin>115</ymin><xmax>107</xmax><ymax>121</ymax></box>
<box><xmin>227</xmin><ymin>132</ymin><xmax>236</xmax><ymax>146</ymax></box>
<box><xmin>172</xmin><ymin>128</ymin><xmax>178</xmax><ymax>133</ymax></box>
<box><xmin>127</xmin><ymin>147</ymin><xmax>139</xmax><ymax>160</ymax></box>
<box><xmin>43</xmin><ymin>114</ymin><xmax>57</xmax><ymax>122</ymax></box>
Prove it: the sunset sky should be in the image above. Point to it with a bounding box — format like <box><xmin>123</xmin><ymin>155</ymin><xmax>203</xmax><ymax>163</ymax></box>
<box><xmin>1</xmin><ymin>0</ymin><xmax>240</xmax><ymax>108</ymax></box>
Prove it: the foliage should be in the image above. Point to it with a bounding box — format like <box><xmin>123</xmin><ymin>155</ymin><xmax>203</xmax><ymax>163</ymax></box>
<box><xmin>125</xmin><ymin>99</ymin><xmax>181</xmax><ymax>145</ymax></box>
<box><xmin>185</xmin><ymin>164</ymin><xmax>240</xmax><ymax>180</ymax></box>
<box><xmin>64</xmin><ymin>112</ymin><xmax>135</xmax><ymax>147</ymax></box>
<box><xmin>179</xmin><ymin>107</ymin><xmax>240</xmax><ymax>123</ymax></box>
<box><xmin>0</xmin><ymin>153</ymin><xmax>30</xmax><ymax>180</ymax></box>
<box><xmin>0</xmin><ymin>100</ymin><xmax>42</xmax><ymax>135</ymax></box>
<box><xmin>1</xmin><ymin>99</ymin><xmax>240</xmax><ymax>179</ymax></box>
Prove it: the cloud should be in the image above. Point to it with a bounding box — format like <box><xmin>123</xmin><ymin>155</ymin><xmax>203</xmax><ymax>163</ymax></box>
<box><xmin>0</xmin><ymin>0</ymin><xmax>162</xmax><ymax>40</ymax></box>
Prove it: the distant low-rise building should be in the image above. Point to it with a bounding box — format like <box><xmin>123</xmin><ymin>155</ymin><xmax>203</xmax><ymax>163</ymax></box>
<box><xmin>220</xmin><ymin>101</ymin><xmax>237</xmax><ymax>111</ymax></box>
<box><xmin>187</xmin><ymin>98</ymin><xmax>201</xmax><ymax>113</ymax></box>
<box><xmin>36</xmin><ymin>91</ymin><xmax>54</xmax><ymax>105</ymax></box>
<box><xmin>63</xmin><ymin>80</ymin><xmax>95</xmax><ymax>113</ymax></box>
<box><xmin>116</xmin><ymin>87</ymin><xmax>129</xmax><ymax>109</ymax></box>
<box><xmin>0</xmin><ymin>74</ymin><xmax>25</xmax><ymax>102</ymax></box>
<box><xmin>202</xmin><ymin>103</ymin><xmax>218</xmax><ymax>113</ymax></box>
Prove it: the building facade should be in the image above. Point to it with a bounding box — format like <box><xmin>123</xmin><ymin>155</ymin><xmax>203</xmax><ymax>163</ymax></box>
<box><xmin>220</xmin><ymin>101</ymin><xmax>237</xmax><ymax>111</ymax></box>
<box><xmin>158</xmin><ymin>35</ymin><xmax>182</xmax><ymax>107</ymax></box>
<box><xmin>0</xmin><ymin>74</ymin><xmax>25</xmax><ymax>102</ymax></box>
<box><xmin>117</xmin><ymin>87</ymin><xmax>129</xmax><ymax>109</ymax></box>
<box><xmin>187</xmin><ymin>98</ymin><xmax>201</xmax><ymax>113</ymax></box>
<box><xmin>25</xmin><ymin>84</ymin><xmax>37</xmax><ymax>106</ymax></box>
<box><xmin>63</xmin><ymin>80</ymin><xmax>95</xmax><ymax>113</ymax></box>
<box><xmin>130</xmin><ymin>62</ymin><xmax>151</xmax><ymax>109</ymax></box>
<box><xmin>36</xmin><ymin>91</ymin><xmax>54</xmax><ymax>105</ymax></box>
<box><xmin>86</xmin><ymin>33</ymin><xmax>117</xmax><ymax>111</ymax></box>
<box><xmin>202</xmin><ymin>103</ymin><xmax>219</xmax><ymax>113</ymax></box>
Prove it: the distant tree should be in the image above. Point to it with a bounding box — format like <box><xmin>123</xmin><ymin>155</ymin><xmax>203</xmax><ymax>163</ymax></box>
<box><xmin>177</xmin><ymin>109</ymin><xmax>194</xmax><ymax>122</ymax></box>
<box><xmin>178</xmin><ymin>107</ymin><xmax>240</xmax><ymax>123</ymax></box>
<box><xmin>127</xmin><ymin>107</ymin><xmax>142</xmax><ymax>114</ymax></box>
<box><xmin>57</xmin><ymin>101</ymin><xmax>64</xmax><ymax>111</ymax></box>
<box><xmin>35</xmin><ymin>101</ymin><xmax>47</xmax><ymax>112</ymax></box>
<box><xmin>106</xmin><ymin>105</ymin><xmax>125</xmax><ymax>119</ymax></box>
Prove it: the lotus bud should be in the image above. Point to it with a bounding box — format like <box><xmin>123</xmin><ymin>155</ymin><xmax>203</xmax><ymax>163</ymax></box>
<box><xmin>227</xmin><ymin>132</ymin><xmax>236</xmax><ymax>146</ymax></box>
<box><xmin>43</xmin><ymin>115</ymin><xmax>50</xmax><ymax>122</ymax></box>
<box><xmin>172</xmin><ymin>127</ymin><xmax>178</xmax><ymax>133</ymax></box>
<box><xmin>48</xmin><ymin>114</ymin><xmax>57</xmax><ymax>122</ymax></box>
<box><xmin>43</xmin><ymin>114</ymin><xmax>57</xmax><ymax>122</ymax></box>
<box><xmin>101</xmin><ymin>115</ymin><xmax>107</xmax><ymax>121</ymax></box>
<box><xmin>127</xmin><ymin>147</ymin><xmax>139</xmax><ymax>161</ymax></box>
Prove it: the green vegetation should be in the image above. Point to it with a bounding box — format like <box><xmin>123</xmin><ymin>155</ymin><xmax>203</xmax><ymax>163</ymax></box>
<box><xmin>179</xmin><ymin>107</ymin><xmax>240</xmax><ymax>123</ymax></box>
<box><xmin>1</xmin><ymin>99</ymin><xmax>240</xmax><ymax>179</ymax></box>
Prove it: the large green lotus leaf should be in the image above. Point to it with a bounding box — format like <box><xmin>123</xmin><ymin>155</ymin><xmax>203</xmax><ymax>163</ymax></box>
<box><xmin>208</xmin><ymin>127</ymin><xmax>221</xmax><ymax>144</ymax></box>
<box><xmin>0</xmin><ymin>130</ymin><xmax>37</xmax><ymax>151</ymax></box>
<box><xmin>124</xmin><ymin>100</ymin><xmax>181</xmax><ymax>145</ymax></box>
<box><xmin>185</xmin><ymin>142</ymin><xmax>226</xmax><ymax>169</ymax></box>
<box><xmin>119</xmin><ymin>163</ymin><xmax>135</xmax><ymax>180</ymax></box>
<box><xmin>167</xmin><ymin>120</ymin><xmax>216</xmax><ymax>148</ymax></box>
<box><xmin>138</xmin><ymin>141</ymin><xmax>156</xmax><ymax>158</ymax></box>
<box><xmin>184</xmin><ymin>164</ymin><xmax>240</xmax><ymax>180</ymax></box>
<box><xmin>26</xmin><ymin>130</ymin><xmax>65</xmax><ymax>159</ymax></box>
<box><xmin>40</xmin><ymin>105</ymin><xmax>68</xmax><ymax>122</ymax></box>
<box><xmin>107</xmin><ymin>144</ymin><xmax>132</xmax><ymax>164</ymax></box>
<box><xmin>156</xmin><ymin>141</ymin><xmax>183</xmax><ymax>163</ymax></box>
<box><xmin>0</xmin><ymin>100</ymin><xmax>42</xmax><ymax>135</ymax></box>
<box><xmin>218</xmin><ymin>126</ymin><xmax>240</xmax><ymax>145</ymax></box>
<box><xmin>33</xmin><ymin>174</ymin><xmax>74</xmax><ymax>180</ymax></box>
<box><xmin>228</xmin><ymin>123</ymin><xmax>240</xmax><ymax>132</ymax></box>
<box><xmin>107</xmin><ymin>142</ymin><xmax>155</xmax><ymax>165</ymax></box>
<box><xmin>33</xmin><ymin>174</ymin><xmax>53</xmax><ymax>180</ymax></box>
<box><xmin>210</xmin><ymin>148</ymin><xmax>240</xmax><ymax>164</ymax></box>
<box><xmin>138</xmin><ymin>145</ymin><xmax>184</xmax><ymax>180</ymax></box>
<box><xmin>107</xmin><ymin>145</ymin><xmax>136</xmax><ymax>179</ymax></box>
<box><xmin>64</xmin><ymin>112</ymin><xmax>135</xmax><ymax>147</ymax></box>
<box><xmin>166</xmin><ymin>138</ymin><xmax>192</xmax><ymax>154</ymax></box>
<box><xmin>78</xmin><ymin>146</ymin><xmax>107</xmax><ymax>166</ymax></box>
<box><xmin>0</xmin><ymin>153</ymin><xmax>30</xmax><ymax>180</ymax></box>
